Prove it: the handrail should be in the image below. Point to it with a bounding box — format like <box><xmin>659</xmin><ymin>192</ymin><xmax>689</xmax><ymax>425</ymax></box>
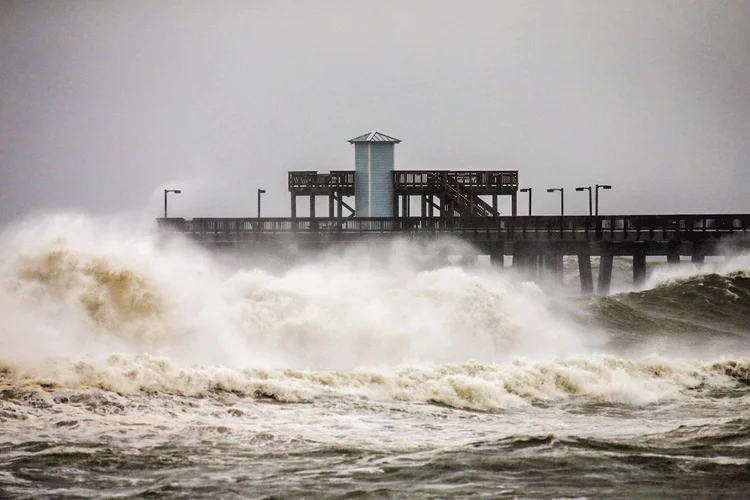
<box><xmin>288</xmin><ymin>171</ymin><xmax>355</xmax><ymax>190</ymax></box>
<box><xmin>289</xmin><ymin>170</ymin><xmax>519</xmax><ymax>192</ymax></box>
<box><xmin>393</xmin><ymin>170</ymin><xmax>518</xmax><ymax>189</ymax></box>
<box><xmin>439</xmin><ymin>174</ymin><xmax>499</xmax><ymax>217</ymax></box>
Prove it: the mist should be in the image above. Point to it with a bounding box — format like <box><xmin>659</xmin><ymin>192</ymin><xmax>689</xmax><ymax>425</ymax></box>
<box><xmin>2</xmin><ymin>0</ymin><xmax>749</xmax><ymax>225</ymax></box>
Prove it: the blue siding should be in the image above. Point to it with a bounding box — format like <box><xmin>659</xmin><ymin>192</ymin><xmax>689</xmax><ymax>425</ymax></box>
<box><xmin>354</xmin><ymin>143</ymin><xmax>394</xmax><ymax>217</ymax></box>
<box><xmin>369</xmin><ymin>144</ymin><xmax>394</xmax><ymax>217</ymax></box>
<box><xmin>354</xmin><ymin>144</ymin><xmax>370</xmax><ymax>216</ymax></box>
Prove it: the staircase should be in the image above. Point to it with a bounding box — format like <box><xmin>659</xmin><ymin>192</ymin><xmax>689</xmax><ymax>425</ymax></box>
<box><xmin>438</xmin><ymin>174</ymin><xmax>500</xmax><ymax>217</ymax></box>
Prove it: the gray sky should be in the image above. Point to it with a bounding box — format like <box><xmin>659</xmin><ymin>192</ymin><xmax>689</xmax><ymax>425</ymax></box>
<box><xmin>1</xmin><ymin>0</ymin><xmax>749</xmax><ymax>223</ymax></box>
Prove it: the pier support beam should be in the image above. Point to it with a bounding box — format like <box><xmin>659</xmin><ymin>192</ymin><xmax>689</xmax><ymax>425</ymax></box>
<box><xmin>633</xmin><ymin>247</ymin><xmax>647</xmax><ymax>288</ymax></box>
<box><xmin>291</xmin><ymin>194</ymin><xmax>297</xmax><ymax>218</ymax></box>
<box><xmin>578</xmin><ymin>250</ymin><xmax>593</xmax><ymax>295</ymax></box>
<box><xmin>489</xmin><ymin>243</ymin><xmax>505</xmax><ymax>267</ymax></box>
<box><xmin>309</xmin><ymin>195</ymin><xmax>316</xmax><ymax>218</ymax></box>
<box><xmin>512</xmin><ymin>245</ymin><xmax>526</xmax><ymax>270</ymax></box>
<box><xmin>526</xmin><ymin>254</ymin><xmax>538</xmax><ymax>279</ymax></box>
<box><xmin>597</xmin><ymin>253</ymin><xmax>613</xmax><ymax>295</ymax></box>
<box><xmin>691</xmin><ymin>241</ymin><xmax>705</xmax><ymax>266</ymax></box>
<box><xmin>513</xmin><ymin>244</ymin><xmax>537</xmax><ymax>278</ymax></box>
<box><xmin>543</xmin><ymin>251</ymin><xmax>563</xmax><ymax>283</ymax></box>
<box><xmin>667</xmin><ymin>241</ymin><xmax>680</xmax><ymax>266</ymax></box>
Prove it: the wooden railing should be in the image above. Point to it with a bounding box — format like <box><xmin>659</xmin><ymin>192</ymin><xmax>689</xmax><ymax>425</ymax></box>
<box><xmin>288</xmin><ymin>171</ymin><xmax>355</xmax><ymax>190</ymax></box>
<box><xmin>440</xmin><ymin>176</ymin><xmax>499</xmax><ymax>217</ymax></box>
<box><xmin>158</xmin><ymin>214</ymin><xmax>750</xmax><ymax>241</ymax></box>
<box><xmin>392</xmin><ymin>170</ymin><xmax>518</xmax><ymax>189</ymax></box>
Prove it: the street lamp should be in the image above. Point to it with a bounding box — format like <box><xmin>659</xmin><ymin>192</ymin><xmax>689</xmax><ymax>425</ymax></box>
<box><xmin>547</xmin><ymin>188</ymin><xmax>564</xmax><ymax>216</ymax></box>
<box><xmin>595</xmin><ymin>184</ymin><xmax>612</xmax><ymax>217</ymax></box>
<box><xmin>164</xmin><ymin>189</ymin><xmax>181</xmax><ymax>218</ymax></box>
<box><xmin>575</xmin><ymin>186</ymin><xmax>593</xmax><ymax>216</ymax></box>
<box><xmin>257</xmin><ymin>189</ymin><xmax>266</xmax><ymax>218</ymax></box>
<box><xmin>519</xmin><ymin>188</ymin><xmax>532</xmax><ymax>216</ymax></box>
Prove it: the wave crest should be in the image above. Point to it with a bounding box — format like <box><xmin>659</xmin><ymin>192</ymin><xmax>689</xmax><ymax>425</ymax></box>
<box><xmin>2</xmin><ymin>355</ymin><xmax>747</xmax><ymax>412</ymax></box>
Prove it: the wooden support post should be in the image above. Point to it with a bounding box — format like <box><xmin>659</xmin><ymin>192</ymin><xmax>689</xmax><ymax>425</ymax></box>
<box><xmin>528</xmin><ymin>253</ymin><xmax>539</xmax><ymax>277</ymax></box>
<box><xmin>492</xmin><ymin>194</ymin><xmax>498</xmax><ymax>213</ymax></box>
<box><xmin>667</xmin><ymin>242</ymin><xmax>680</xmax><ymax>266</ymax></box>
<box><xmin>490</xmin><ymin>243</ymin><xmax>505</xmax><ymax>267</ymax></box>
<box><xmin>543</xmin><ymin>251</ymin><xmax>563</xmax><ymax>283</ymax></box>
<box><xmin>393</xmin><ymin>194</ymin><xmax>399</xmax><ymax>218</ymax></box>
<box><xmin>597</xmin><ymin>253</ymin><xmax>614</xmax><ymax>295</ymax></box>
<box><xmin>578</xmin><ymin>251</ymin><xmax>594</xmax><ymax>294</ymax></box>
<box><xmin>291</xmin><ymin>194</ymin><xmax>297</xmax><ymax>219</ymax></box>
<box><xmin>328</xmin><ymin>194</ymin><xmax>334</xmax><ymax>218</ymax></box>
<box><xmin>309</xmin><ymin>195</ymin><xmax>315</xmax><ymax>218</ymax></box>
<box><xmin>633</xmin><ymin>248</ymin><xmax>647</xmax><ymax>288</ymax></box>
<box><xmin>428</xmin><ymin>195</ymin><xmax>435</xmax><ymax>217</ymax></box>
<box><xmin>691</xmin><ymin>241</ymin><xmax>705</xmax><ymax>266</ymax></box>
<box><xmin>336</xmin><ymin>193</ymin><xmax>343</xmax><ymax>218</ymax></box>
<box><xmin>421</xmin><ymin>194</ymin><xmax>427</xmax><ymax>219</ymax></box>
<box><xmin>512</xmin><ymin>245</ymin><xmax>527</xmax><ymax>270</ymax></box>
<box><xmin>511</xmin><ymin>191</ymin><xmax>518</xmax><ymax>217</ymax></box>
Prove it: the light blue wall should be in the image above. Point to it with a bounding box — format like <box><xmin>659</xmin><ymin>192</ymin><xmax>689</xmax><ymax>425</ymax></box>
<box><xmin>354</xmin><ymin>143</ymin><xmax>395</xmax><ymax>217</ymax></box>
<box><xmin>354</xmin><ymin>144</ymin><xmax>370</xmax><ymax>216</ymax></box>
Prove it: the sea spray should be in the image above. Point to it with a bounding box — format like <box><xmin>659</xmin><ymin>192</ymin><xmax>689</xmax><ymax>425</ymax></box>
<box><xmin>0</xmin><ymin>214</ymin><xmax>590</xmax><ymax>371</ymax></box>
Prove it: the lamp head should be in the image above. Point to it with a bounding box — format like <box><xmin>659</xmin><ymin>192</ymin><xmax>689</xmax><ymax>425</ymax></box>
<box><xmin>520</xmin><ymin>188</ymin><xmax>530</xmax><ymax>193</ymax></box>
<box><xmin>546</xmin><ymin>188</ymin><xmax>557</xmax><ymax>193</ymax></box>
<box><xmin>173</xmin><ymin>190</ymin><xmax>181</xmax><ymax>194</ymax></box>
<box><xmin>575</xmin><ymin>187</ymin><xmax>586</xmax><ymax>192</ymax></box>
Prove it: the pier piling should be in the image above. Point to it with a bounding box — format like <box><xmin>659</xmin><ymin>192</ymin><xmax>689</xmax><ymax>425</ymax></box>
<box><xmin>633</xmin><ymin>248</ymin><xmax>647</xmax><ymax>288</ymax></box>
<box><xmin>597</xmin><ymin>253</ymin><xmax>614</xmax><ymax>295</ymax></box>
<box><xmin>578</xmin><ymin>251</ymin><xmax>594</xmax><ymax>295</ymax></box>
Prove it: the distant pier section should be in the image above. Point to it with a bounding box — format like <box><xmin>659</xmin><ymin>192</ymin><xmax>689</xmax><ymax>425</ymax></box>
<box><xmin>158</xmin><ymin>131</ymin><xmax>750</xmax><ymax>294</ymax></box>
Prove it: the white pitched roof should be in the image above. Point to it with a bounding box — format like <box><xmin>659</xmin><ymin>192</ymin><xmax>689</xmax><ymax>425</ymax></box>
<box><xmin>348</xmin><ymin>131</ymin><xmax>401</xmax><ymax>144</ymax></box>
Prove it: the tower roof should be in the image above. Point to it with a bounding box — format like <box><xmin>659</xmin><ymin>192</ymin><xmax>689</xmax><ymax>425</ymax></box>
<box><xmin>348</xmin><ymin>131</ymin><xmax>401</xmax><ymax>144</ymax></box>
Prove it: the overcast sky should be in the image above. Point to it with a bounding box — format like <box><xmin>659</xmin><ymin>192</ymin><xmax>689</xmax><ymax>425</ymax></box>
<box><xmin>1</xmin><ymin>0</ymin><xmax>749</xmax><ymax>224</ymax></box>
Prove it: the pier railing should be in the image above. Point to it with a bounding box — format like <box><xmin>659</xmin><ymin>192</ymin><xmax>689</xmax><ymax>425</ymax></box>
<box><xmin>158</xmin><ymin>214</ymin><xmax>750</xmax><ymax>241</ymax></box>
<box><xmin>392</xmin><ymin>170</ymin><xmax>518</xmax><ymax>189</ymax></box>
<box><xmin>288</xmin><ymin>171</ymin><xmax>355</xmax><ymax>190</ymax></box>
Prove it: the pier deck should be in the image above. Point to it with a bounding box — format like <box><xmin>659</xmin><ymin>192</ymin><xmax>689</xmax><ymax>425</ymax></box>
<box><xmin>157</xmin><ymin>214</ymin><xmax>750</xmax><ymax>294</ymax></box>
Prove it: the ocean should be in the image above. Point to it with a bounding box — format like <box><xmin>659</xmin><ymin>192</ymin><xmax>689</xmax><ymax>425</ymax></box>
<box><xmin>1</xmin><ymin>215</ymin><xmax>749</xmax><ymax>499</ymax></box>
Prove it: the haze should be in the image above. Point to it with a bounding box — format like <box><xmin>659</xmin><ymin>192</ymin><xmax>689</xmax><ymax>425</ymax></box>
<box><xmin>1</xmin><ymin>0</ymin><xmax>749</xmax><ymax>224</ymax></box>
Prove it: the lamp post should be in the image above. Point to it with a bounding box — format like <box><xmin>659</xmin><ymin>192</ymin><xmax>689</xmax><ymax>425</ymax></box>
<box><xmin>257</xmin><ymin>189</ymin><xmax>266</xmax><ymax>218</ymax></box>
<box><xmin>547</xmin><ymin>188</ymin><xmax>564</xmax><ymax>216</ymax></box>
<box><xmin>575</xmin><ymin>186</ymin><xmax>593</xmax><ymax>216</ymax></box>
<box><xmin>595</xmin><ymin>184</ymin><xmax>612</xmax><ymax>217</ymax></box>
<box><xmin>520</xmin><ymin>188</ymin><xmax>532</xmax><ymax>216</ymax></box>
<box><xmin>163</xmin><ymin>189</ymin><xmax>181</xmax><ymax>218</ymax></box>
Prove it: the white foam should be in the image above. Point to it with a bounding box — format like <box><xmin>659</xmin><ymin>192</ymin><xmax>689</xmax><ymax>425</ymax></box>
<box><xmin>1</xmin><ymin>353</ymin><xmax>746</xmax><ymax>411</ymax></box>
<box><xmin>0</xmin><ymin>213</ymin><xmax>591</xmax><ymax>371</ymax></box>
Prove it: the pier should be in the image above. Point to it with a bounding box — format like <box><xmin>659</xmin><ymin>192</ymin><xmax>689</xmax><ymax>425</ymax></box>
<box><xmin>158</xmin><ymin>131</ymin><xmax>750</xmax><ymax>294</ymax></box>
<box><xmin>157</xmin><ymin>214</ymin><xmax>750</xmax><ymax>294</ymax></box>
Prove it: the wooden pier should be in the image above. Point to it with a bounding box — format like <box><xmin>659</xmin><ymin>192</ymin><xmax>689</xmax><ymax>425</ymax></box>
<box><xmin>157</xmin><ymin>214</ymin><xmax>750</xmax><ymax>294</ymax></box>
<box><xmin>288</xmin><ymin>170</ymin><xmax>519</xmax><ymax>218</ymax></box>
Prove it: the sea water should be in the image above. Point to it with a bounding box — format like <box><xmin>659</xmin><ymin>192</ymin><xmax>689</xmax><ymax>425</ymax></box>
<box><xmin>1</xmin><ymin>214</ymin><xmax>749</xmax><ymax>499</ymax></box>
